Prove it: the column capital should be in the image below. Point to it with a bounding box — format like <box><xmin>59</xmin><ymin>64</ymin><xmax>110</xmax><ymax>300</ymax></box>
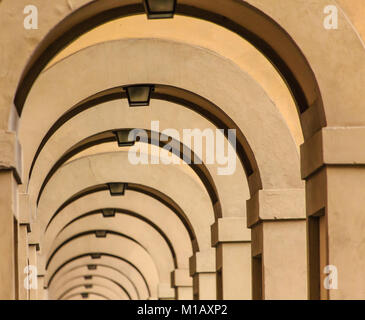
<box><xmin>189</xmin><ymin>249</ymin><xmax>215</xmax><ymax>276</ymax></box>
<box><xmin>19</xmin><ymin>193</ymin><xmax>33</xmax><ymax>232</ymax></box>
<box><xmin>247</xmin><ymin>189</ymin><xmax>305</xmax><ymax>227</ymax></box>
<box><xmin>29</xmin><ymin>243</ymin><xmax>40</xmax><ymax>252</ymax></box>
<box><xmin>28</xmin><ymin>222</ymin><xmax>41</xmax><ymax>251</ymax></box>
<box><xmin>211</xmin><ymin>217</ymin><xmax>251</xmax><ymax>247</ymax></box>
<box><xmin>0</xmin><ymin>131</ymin><xmax>22</xmax><ymax>183</ymax></box>
<box><xmin>37</xmin><ymin>258</ymin><xmax>46</xmax><ymax>277</ymax></box>
<box><xmin>171</xmin><ymin>268</ymin><xmax>192</xmax><ymax>287</ymax></box>
<box><xmin>301</xmin><ymin>126</ymin><xmax>365</xmax><ymax>179</ymax></box>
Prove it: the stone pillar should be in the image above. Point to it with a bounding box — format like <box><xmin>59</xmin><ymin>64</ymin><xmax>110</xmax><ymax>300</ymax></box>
<box><xmin>37</xmin><ymin>275</ymin><xmax>46</xmax><ymax>300</ymax></box>
<box><xmin>171</xmin><ymin>269</ymin><xmax>193</xmax><ymax>300</ymax></box>
<box><xmin>211</xmin><ymin>217</ymin><xmax>251</xmax><ymax>300</ymax></box>
<box><xmin>43</xmin><ymin>288</ymin><xmax>49</xmax><ymax>300</ymax></box>
<box><xmin>158</xmin><ymin>283</ymin><xmax>175</xmax><ymax>300</ymax></box>
<box><xmin>301</xmin><ymin>127</ymin><xmax>365</xmax><ymax>299</ymax></box>
<box><xmin>18</xmin><ymin>193</ymin><xmax>32</xmax><ymax>300</ymax></box>
<box><xmin>28</xmin><ymin>244</ymin><xmax>38</xmax><ymax>300</ymax></box>
<box><xmin>0</xmin><ymin>131</ymin><xmax>22</xmax><ymax>300</ymax></box>
<box><xmin>18</xmin><ymin>224</ymin><xmax>30</xmax><ymax>300</ymax></box>
<box><xmin>247</xmin><ymin>189</ymin><xmax>307</xmax><ymax>300</ymax></box>
<box><xmin>28</xmin><ymin>222</ymin><xmax>41</xmax><ymax>300</ymax></box>
<box><xmin>189</xmin><ymin>249</ymin><xmax>216</xmax><ymax>300</ymax></box>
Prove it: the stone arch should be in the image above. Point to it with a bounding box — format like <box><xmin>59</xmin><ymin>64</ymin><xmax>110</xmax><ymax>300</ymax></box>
<box><xmin>46</xmin><ymin>245</ymin><xmax>159</xmax><ymax>298</ymax></box>
<box><xmin>0</xmin><ymin>0</ymin><xmax>363</xmax><ymax>301</ymax></box>
<box><xmin>22</xmin><ymin>38</ymin><xmax>305</xmax><ymax>299</ymax></box>
<box><xmin>57</xmin><ymin>281</ymin><xmax>126</xmax><ymax>300</ymax></box>
<box><xmin>64</xmin><ymin>292</ymin><xmax>111</xmax><ymax>300</ymax></box>
<box><xmin>50</xmin><ymin>256</ymin><xmax>149</xmax><ymax>299</ymax></box>
<box><xmin>51</xmin><ymin>269</ymin><xmax>139</xmax><ymax>300</ymax></box>
<box><xmin>34</xmin><ymin>128</ymin><xmax>223</xmax><ymax>217</ymax></box>
<box><xmin>37</xmin><ymin>151</ymin><xmax>215</xmax><ymax>252</ymax></box>
<box><xmin>20</xmin><ymin>38</ymin><xmax>302</xmax><ymax>201</ymax></box>
<box><xmin>45</xmin><ymin>216</ymin><xmax>175</xmax><ymax>279</ymax></box>
<box><xmin>45</xmin><ymin>184</ymin><xmax>197</xmax><ymax>253</ymax></box>
<box><xmin>13</xmin><ymin>0</ymin><xmax>326</xmax><ymax>140</ymax></box>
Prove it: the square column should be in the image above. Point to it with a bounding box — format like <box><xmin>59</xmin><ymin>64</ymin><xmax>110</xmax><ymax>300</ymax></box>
<box><xmin>189</xmin><ymin>249</ymin><xmax>216</xmax><ymax>300</ymax></box>
<box><xmin>0</xmin><ymin>171</ymin><xmax>17</xmax><ymax>299</ymax></box>
<box><xmin>28</xmin><ymin>244</ymin><xmax>38</xmax><ymax>300</ymax></box>
<box><xmin>302</xmin><ymin>127</ymin><xmax>365</xmax><ymax>299</ymax></box>
<box><xmin>28</xmin><ymin>224</ymin><xmax>42</xmax><ymax>300</ymax></box>
<box><xmin>0</xmin><ymin>131</ymin><xmax>22</xmax><ymax>300</ymax></box>
<box><xmin>247</xmin><ymin>189</ymin><xmax>307</xmax><ymax>299</ymax></box>
<box><xmin>171</xmin><ymin>269</ymin><xmax>193</xmax><ymax>300</ymax></box>
<box><xmin>18</xmin><ymin>224</ymin><xmax>30</xmax><ymax>300</ymax></box>
<box><xmin>18</xmin><ymin>193</ymin><xmax>32</xmax><ymax>300</ymax></box>
<box><xmin>211</xmin><ymin>217</ymin><xmax>251</xmax><ymax>299</ymax></box>
<box><xmin>158</xmin><ymin>283</ymin><xmax>175</xmax><ymax>300</ymax></box>
<box><xmin>37</xmin><ymin>275</ymin><xmax>46</xmax><ymax>300</ymax></box>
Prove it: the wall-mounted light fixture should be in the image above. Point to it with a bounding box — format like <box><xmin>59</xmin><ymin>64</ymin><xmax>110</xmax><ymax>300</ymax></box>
<box><xmin>143</xmin><ymin>0</ymin><xmax>176</xmax><ymax>19</ymax></box>
<box><xmin>84</xmin><ymin>275</ymin><xmax>92</xmax><ymax>280</ymax></box>
<box><xmin>95</xmin><ymin>230</ymin><xmax>107</xmax><ymax>238</ymax></box>
<box><xmin>84</xmin><ymin>284</ymin><xmax>93</xmax><ymax>289</ymax></box>
<box><xmin>91</xmin><ymin>253</ymin><xmax>102</xmax><ymax>259</ymax></box>
<box><xmin>81</xmin><ymin>293</ymin><xmax>89</xmax><ymax>299</ymax></box>
<box><xmin>124</xmin><ymin>85</ymin><xmax>154</xmax><ymax>106</ymax></box>
<box><xmin>87</xmin><ymin>264</ymin><xmax>97</xmax><ymax>270</ymax></box>
<box><xmin>114</xmin><ymin>130</ymin><xmax>135</xmax><ymax>147</ymax></box>
<box><xmin>102</xmin><ymin>208</ymin><xmax>116</xmax><ymax>218</ymax></box>
<box><xmin>108</xmin><ymin>183</ymin><xmax>127</xmax><ymax>196</ymax></box>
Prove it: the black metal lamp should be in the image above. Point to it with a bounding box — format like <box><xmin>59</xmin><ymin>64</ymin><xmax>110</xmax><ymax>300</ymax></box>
<box><xmin>81</xmin><ymin>293</ymin><xmax>89</xmax><ymax>299</ymax></box>
<box><xmin>84</xmin><ymin>275</ymin><xmax>92</xmax><ymax>280</ymax></box>
<box><xmin>144</xmin><ymin>0</ymin><xmax>177</xmax><ymax>19</ymax></box>
<box><xmin>95</xmin><ymin>230</ymin><xmax>107</xmax><ymax>238</ymax></box>
<box><xmin>84</xmin><ymin>284</ymin><xmax>93</xmax><ymax>289</ymax></box>
<box><xmin>114</xmin><ymin>130</ymin><xmax>135</xmax><ymax>147</ymax></box>
<box><xmin>102</xmin><ymin>208</ymin><xmax>116</xmax><ymax>218</ymax></box>
<box><xmin>87</xmin><ymin>264</ymin><xmax>97</xmax><ymax>270</ymax></box>
<box><xmin>124</xmin><ymin>85</ymin><xmax>154</xmax><ymax>106</ymax></box>
<box><xmin>91</xmin><ymin>253</ymin><xmax>102</xmax><ymax>259</ymax></box>
<box><xmin>108</xmin><ymin>183</ymin><xmax>127</xmax><ymax>196</ymax></box>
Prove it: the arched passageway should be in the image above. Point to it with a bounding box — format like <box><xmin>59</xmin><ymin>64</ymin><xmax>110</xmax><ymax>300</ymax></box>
<box><xmin>0</xmin><ymin>0</ymin><xmax>365</xmax><ymax>300</ymax></box>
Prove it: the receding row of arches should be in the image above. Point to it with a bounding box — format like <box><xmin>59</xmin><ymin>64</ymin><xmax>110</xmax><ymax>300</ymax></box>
<box><xmin>0</xmin><ymin>0</ymin><xmax>364</xmax><ymax>300</ymax></box>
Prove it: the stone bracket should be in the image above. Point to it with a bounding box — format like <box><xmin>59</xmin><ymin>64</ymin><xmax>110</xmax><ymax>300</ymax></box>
<box><xmin>247</xmin><ymin>189</ymin><xmax>305</xmax><ymax>228</ymax></box>
<box><xmin>251</xmin><ymin>223</ymin><xmax>263</xmax><ymax>257</ymax></box>
<box><xmin>211</xmin><ymin>217</ymin><xmax>251</xmax><ymax>247</ymax></box>
<box><xmin>19</xmin><ymin>193</ymin><xmax>33</xmax><ymax>230</ymax></box>
<box><xmin>22</xmin><ymin>223</ymin><xmax>31</xmax><ymax>233</ymax></box>
<box><xmin>29</xmin><ymin>243</ymin><xmax>40</xmax><ymax>252</ymax></box>
<box><xmin>28</xmin><ymin>222</ymin><xmax>41</xmax><ymax>252</ymax></box>
<box><xmin>171</xmin><ymin>269</ymin><xmax>192</xmax><ymax>287</ymax></box>
<box><xmin>0</xmin><ymin>131</ymin><xmax>22</xmax><ymax>184</ymax></box>
<box><xmin>189</xmin><ymin>249</ymin><xmax>216</xmax><ymax>276</ymax></box>
<box><xmin>301</xmin><ymin>126</ymin><xmax>365</xmax><ymax>179</ymax></box>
